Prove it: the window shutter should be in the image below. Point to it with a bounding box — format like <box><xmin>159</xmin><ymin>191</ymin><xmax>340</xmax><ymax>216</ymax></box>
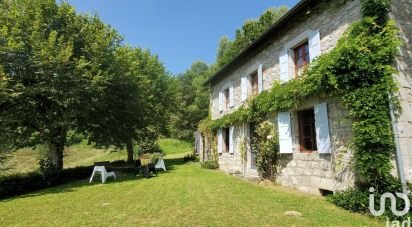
<box><xmin>229</xmin><ymin>126</ymin><xmax>234</xmax><ymax>154</ymax></box>
<box><xmin>218</xmin><ymin>91</ymin><xmax>223</xmax><ymax>112</ymax></box>
<box><xmin>278</xmin><ymin>112</ymin><xmax>293</xmax><ymax>154</ymax></box>
<box><xmin>241</xmin><ymin>76</ymin><xmax>247</xmax><ymax>101</ymax></box>
<box><xmin>258</xmin><ymin>64</ymin><xmax>263</xmax><ymax>93</ymax></box>
<box><xmin>229</xmin><ymin>85</ymin><xmax>234</xmax><ymax>107</ymax></box>
<box><xmin>279</xmin><ymin>50</ymin><xmax>289</xmax><ymax>83</ymax></box>
<box><xmin>309</xmin><ymin>29</ymin><xmax>321</xmax><ymax>62</ymax></box>
<box><xmin>218</xmin><ymin>129</ymin><xmax>223</xmax><ymax>154</ymax></box>
<box><xmin>315</xmin><ymin>102</ymin><xmax>331</xmax><ymax>153</ymax></box>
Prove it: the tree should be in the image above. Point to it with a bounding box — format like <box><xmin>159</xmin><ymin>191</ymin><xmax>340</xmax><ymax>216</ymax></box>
<box><xmin>169</xmin><ymin>61</ymin><xmax>210</xmax><ymax>141</ymax></box>
<box><xmin>0</xmin><ymin>0</ymin><xmax>121</xmax><ymax>169</ymax></box>
<box><xmin>216</xmin><ymin>6</ymin><xmax>289</xmax><ymax>67</ymax></box>
<box><xmin>83</xmin><ymin>46</ymin><xmax>173</xmax><ymax>162</ymax></box>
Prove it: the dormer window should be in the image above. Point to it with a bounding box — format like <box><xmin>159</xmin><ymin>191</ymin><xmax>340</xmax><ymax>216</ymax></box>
<box><xmin>294</xmin><ymin>41</ymin><xmax>309</xmax><ymax>77</ymax></box>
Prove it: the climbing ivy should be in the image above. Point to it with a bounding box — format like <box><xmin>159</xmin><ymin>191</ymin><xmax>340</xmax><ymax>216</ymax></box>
<box><xmin>200</xmin><ymin>0</ymin><xmax>401</xmax><ymax>190</ymax></box>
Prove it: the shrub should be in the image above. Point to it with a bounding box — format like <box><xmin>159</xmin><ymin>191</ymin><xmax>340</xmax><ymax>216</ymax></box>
<box><xmin>251</xmin><ymin>121</ymin><xmax>280</xmax><ymax>181</ymax></box>
<box><xmin>328</xmin><ymin>187</ymin><xmax>412</xmax><ymax>221</ymax></box>
<box><xmin>183</xmin><ymin>153</ymin><xmax>198</xmax><ymax>162</ymax></box>
<box><xmin>0</xmin><ymin>165</ymin><xmax>94</xmax><ymax>199</ymax></box>
<box><xmin>201</xmin><ymin>160</ymin><xmax>219</xmax><ymax>169</ymax></box>
<box><xmin>327</xmin><ymin>188</ymin><xmax>370</xmax><ymax>213</ymax></box>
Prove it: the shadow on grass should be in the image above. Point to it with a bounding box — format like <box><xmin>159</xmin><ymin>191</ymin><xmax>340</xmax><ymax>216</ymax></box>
<box><xmin>1</xmin><ymin>156</ymin><xmax>189</xmax><ymax>202</ymax></box>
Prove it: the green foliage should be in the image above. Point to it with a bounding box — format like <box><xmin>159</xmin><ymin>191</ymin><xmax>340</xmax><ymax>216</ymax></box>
<box><xmin>0</xmin><ymin>0</ymin><xmax>121</xmax><ymax>169</ymax></box>
<box><xmin>203</xmin><ymin>0</ymin><xmax>401</xmax><ymax>192</ymax></box>
<box><xmin>169</xmin><ymin>61</ymin><xmax>211</xmax><ymax>141</ymax></box>
<box><xmin>327</xmin><ymin>188</ymin><xmax>370</xmax><ymax>213</ymax></box>
<box><xmin>183</xmin><ymin>153</ymin><xmax>198</xmax><ymax>163</ymax></box>
<box><xmin>251</xmin><ymin>121</ymin><xmax>280</xmax><ymax>180</ymax></box>
<box><xmin>216</xmin><ymin>6</ymin><xmax>289</xmax><ymax>67</ymax></box>
<box><xmin>0</xmin><ymin>165</ymin><xmax>95</xmax><ymax>199</ymax></box>
<box><xmin>200</xmin><ymin>160</ymin><xmax>219</xmax><ymax>169</ymax></box>
<box><xmin>328</xmin><ymin>186</ymin><xmax>412</xmax><ymax>221</ymax></box>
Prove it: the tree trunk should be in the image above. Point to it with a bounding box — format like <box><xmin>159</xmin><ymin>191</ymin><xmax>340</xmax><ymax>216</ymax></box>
<box><xmin>48</xmin><ymin>142</ymin><xmax>64</xmax><ymax>170</ymax></box>
<box><xmin>48</xmin><ymin>126</ymin><xmax>67</xmax><ymax>170</ymax></box>
<box><xmin>126</xmin><ymin>141</ymin><xmax>134</xmax><ymax>164</ymax></box>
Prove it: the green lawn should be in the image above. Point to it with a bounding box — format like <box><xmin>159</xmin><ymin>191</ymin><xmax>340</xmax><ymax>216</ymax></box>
<box><xmin>1</xmin><ymin>138</ymin><xmax>191</xmax><ymax>176</ymax></box>
<box><xmin>158</xmin><ymin>138</ymin><xmax>193</xmax><ymax>155</ymax></box>
<box><xmin>0</xmin><ymin>153</ymin><xmax>382</xmax><ymax>226</ymax></box>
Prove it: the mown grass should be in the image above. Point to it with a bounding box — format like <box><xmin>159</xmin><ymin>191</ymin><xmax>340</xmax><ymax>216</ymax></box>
<box><xmin>158</xmin><ymin>138</ymin><xmax>192</xmax><ymax>155</ymax></box>
<box><xmin>1</xmin><ymin>138</ymin><xmax>191</xmax><ymax>176</ymax></box>
<box><xmin>0</xmin><ymin>152</ymin><xmax>382</xmax><ymax>226</ymax></box>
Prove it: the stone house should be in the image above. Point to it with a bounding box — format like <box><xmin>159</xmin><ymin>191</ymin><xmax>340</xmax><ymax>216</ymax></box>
<box><xmin>201</xmin><ymin>0</ymin><xmax>412</xmax><ymax>195</ymax></box>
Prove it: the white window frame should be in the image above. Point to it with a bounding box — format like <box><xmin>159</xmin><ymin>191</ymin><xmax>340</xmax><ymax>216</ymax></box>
<box><xmin>279</xmin><ymin>29</ymin><xmax>321</xmax><ymax>82</ymax></box>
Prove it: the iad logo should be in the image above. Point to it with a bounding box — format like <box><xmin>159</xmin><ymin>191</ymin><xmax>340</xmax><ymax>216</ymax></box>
<box><xmin>369</xmin><ymin>187</ymin><xmax>410</xmax><ymax>217</ymax></box>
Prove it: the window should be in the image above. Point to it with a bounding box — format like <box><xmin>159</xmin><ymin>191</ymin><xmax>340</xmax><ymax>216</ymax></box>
<box><xmin>224</xmin><ymin>128</ymin><xmax>230</xmax><ymax>153</ymax></box>
<box><xmin>224</xmin><ymin>88</ymin><xmax>230</xmax><ymax>110</ymax></box>
<box><xmin>294</xmin><ymin>42</ymin><xmax>309</xmax><ymax>77</ymax></box>
<box><xmin>298</xmin><ymin>108</ymin><xmax>317</xmax><ymax>152</ymax></box>
<box><xmin>251</xmin><ymin>72</ymin><xmax>258</xmax><ymax>96</ymax></box>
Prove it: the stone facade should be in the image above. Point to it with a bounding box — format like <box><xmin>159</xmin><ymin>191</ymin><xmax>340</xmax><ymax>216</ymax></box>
<box><xmin>207</xmin><ymin>0</ymin><xmax>412</xmax><ymax>195</ymax></box>
<box><xmin>391</xmin><ymin>0</ymin><xmax>412</xmax><ymax>182</ymax></box>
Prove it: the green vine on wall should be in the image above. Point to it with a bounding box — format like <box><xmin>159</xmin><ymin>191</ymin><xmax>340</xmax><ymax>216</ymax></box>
<box><xmin>200</xmin><ymin>0</ymin><xmax>401</xmax><ymax>190</ymax></box>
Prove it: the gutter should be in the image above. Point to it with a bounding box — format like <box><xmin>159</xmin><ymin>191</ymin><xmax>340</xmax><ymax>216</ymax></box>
<box><xmin>388</xmin><ymin>92</ymin><xmax>408</xmax><ymax>194</ymax></box>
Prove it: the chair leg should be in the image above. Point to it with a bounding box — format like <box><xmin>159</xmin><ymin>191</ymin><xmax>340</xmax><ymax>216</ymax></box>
<box><xmin>89</xmin><ymin>171</ymin><xmax>96</xmax><ymax>183</ymax></box>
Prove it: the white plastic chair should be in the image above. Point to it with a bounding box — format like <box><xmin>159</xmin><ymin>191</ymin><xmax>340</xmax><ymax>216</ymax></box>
<box><xmin>155</xmin><ymin>158</ymin><xmax>166</xmax><ymax>171</ymax></box>
<box><xmin>89</xmin><ymin>166</ymin><xmax>116</xmax><ymax>183</ymax></box>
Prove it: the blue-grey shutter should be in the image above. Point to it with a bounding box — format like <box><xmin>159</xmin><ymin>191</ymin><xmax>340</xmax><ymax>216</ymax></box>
<box><xmin>315</xmin><ymin>102</ymin><xmax>331</xmax><ymax>153</ymax></box>
<box><xmin>278</xmin><ymin>112</ymin><xmax>293</xmax><ymax>153</ymax></box>
<box><xmin>309</xmin><ymin>29</ymin><xmax>321</xmax><ymax>62</ymax></box>
<box><xmin>218</xmin><ymin>129</ymin><xmax>223</xmax><ymax>154</ymax></box>
<box><xmin>241</xmin><ymin>76</ymin><xmax>247</xmax><ymax>101</ymax></box>
<box><xmin>258</xmin><ymin>64</ymin><xmax>263</xmax><ymax>93</ymax></box>
<box><xmin>229</xmin><ymin>85</ymin><xmax>234</xmax><ymax>107</ymax></box>
<box><xmin>229</xmin><ymin>126</ymin><xmax>234</xmax><ymax>154</ymax></box>
<box><xmin>279</xmin><ymin>50</ymin><xmax>289</xmax><ymax>83</ymax></box>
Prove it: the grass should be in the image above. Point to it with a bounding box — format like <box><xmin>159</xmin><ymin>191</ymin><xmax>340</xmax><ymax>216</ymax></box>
<box><xmin>158</xmin><ymin>138</ymin><xmax>192</xmax><ymax>155</ymax></box>
<box><xmin>1</xmin><ymin>138</ymin><xmax>191</xmax><ymax>176</ymax></box>
<box><xmin>0</xmin><ymin>138</ymin><xmax>382</xmax><ymax>225</ymax></box>
<box><xmin>0</xmin><ymin>153</ymin><xmax>382</xmax><ymax>226</ymax></box>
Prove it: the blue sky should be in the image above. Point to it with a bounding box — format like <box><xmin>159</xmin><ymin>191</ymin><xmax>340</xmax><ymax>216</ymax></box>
<box><xmin>67</xmin><ymin>0</ymin><xmax>300</xmax><ymax>75</ymax></box>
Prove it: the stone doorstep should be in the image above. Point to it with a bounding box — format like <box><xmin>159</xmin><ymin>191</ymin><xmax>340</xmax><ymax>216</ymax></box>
<box><xmin>231</xmin><ymin>173</ymin><xmax>261</xmax><ymax>184</ymax></box>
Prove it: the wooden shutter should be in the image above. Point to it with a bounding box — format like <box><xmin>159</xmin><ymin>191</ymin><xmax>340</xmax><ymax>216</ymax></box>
<box><xmin>279</xmin><ymin>50</ymin><xmax>289</xmax><ymax>83</ymax></box>
<box><xmin>218</xmin><ymin>91</ymin><xmax>223</xmax><ymax>112</ymax></box>
<box><xmin>229</xmin><ymin>85</ymin><xmax>234</xmax><ymax>107</ymax></box>
<box><xmin>229</xmin><ymin>126</ymin><xmax>234</xmax><ymax>154</ymax></box>
<box><xmin>314</xmin><ymin>102</ymin><xmax>331</xmax><ymax>153</ymax></box>
<box><xmin>241</xmin><ymin>76</ymin><xmax>247</xmax><ymax>101</ymax></box>
<box><xmin>309</xmin><ymin>29</ymin><xmax>321</xmax><ymax>62</ymax></box>
<box><xmin>258</xmin><ymin>64</ymin><xmax>263</xmax><ymax>93</ymax></box>
<box><xmin>278</xmin><ymin>112</ymin><xmax>293</xmax><ymax>154</ymax></box>
<box><xmin>218</xmin><ymin>129</ymin><xmax>223</xmax><ymax>154</ymax></box>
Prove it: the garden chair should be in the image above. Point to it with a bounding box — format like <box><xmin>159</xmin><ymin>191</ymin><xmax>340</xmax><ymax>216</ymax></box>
<box><xmin>134</xmin><ymin>159</ymin><xmax>157</xmax><ymax>178</ymax></box>
<box><xmin>155</xmin><ymin>158</ymin><xmax>166</xmax><ymax>171</ymax></box>
<box><xmin>89</xmin><ymin>166</ymin><xmax>116</xmax><ymax>184</ymax></box>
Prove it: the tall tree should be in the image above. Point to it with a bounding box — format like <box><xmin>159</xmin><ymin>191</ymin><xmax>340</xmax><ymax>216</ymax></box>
<box><xmin>216</xmin><ymin>6</ymin><xmax>289</xmax><ymax>67</ymax></box>
<box><xmin>0</xmin><ymin>0</ymin><xmax>121</xmax><ymax>169</ymax></box>
<box><xmin>170</xmin><ymin>61</ymin><xmax>210</xmax><ymax>141</ymax></box>
<box><xmin>83</xmin><ymin>46</ymin><xmax>173</xmax><ymax>162</ymax></box>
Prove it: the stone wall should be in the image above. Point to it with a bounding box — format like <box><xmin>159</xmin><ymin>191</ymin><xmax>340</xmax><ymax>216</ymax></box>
<box><xmin>210</xmin><ymin>0</ymin><xmax>362</xmax><ymax>120</ymax></box>
<box><xmin>208</xmin><ymin>0</ymin><xmax>362</xmax><ymax>194</ymax></box>
<box><xmin>391</xmin><ymin>0</ymin><xmax>412</xmax><ymax>182</ymax></box>
<box><xmin>277</xmin><ymin>97</ymin><xmax>355</xmax><ymax>194</ymax></box>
